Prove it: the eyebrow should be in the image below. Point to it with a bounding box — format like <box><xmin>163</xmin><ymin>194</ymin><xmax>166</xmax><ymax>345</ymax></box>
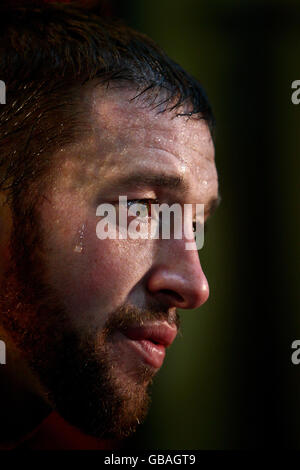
<box><xmin>105</xmin><ymin>172</ymin><xmax>189</xmax><ymax>193</ymax></box>
<box><xmin>100</xmin><ymin>171</ymin><xmax>221</xmax><ymax>215</ymax></box>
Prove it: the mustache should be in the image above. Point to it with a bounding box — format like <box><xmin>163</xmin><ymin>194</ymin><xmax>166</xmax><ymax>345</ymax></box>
<box><xmin>102</xmin><ymin>303</ymin><xmax>181</xmax><ymax>338</ymax></box>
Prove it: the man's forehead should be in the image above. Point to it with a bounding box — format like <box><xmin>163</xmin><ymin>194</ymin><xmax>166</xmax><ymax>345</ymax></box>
<box><xmin>87</xmin><ymin>85</ymin><xmax>214</xmax><ymax>155</ymax></box>
<box><xmin>52</xmin><ymin>85</ymin><xmax>217</xmax><ymax>199</ymax></box>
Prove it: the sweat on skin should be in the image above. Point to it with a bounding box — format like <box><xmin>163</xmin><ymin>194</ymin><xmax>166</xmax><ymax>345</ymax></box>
<box><xmin>0</xmin><ymin>84</ymin><xmax>219</xmax><ymax>443</ymax></box>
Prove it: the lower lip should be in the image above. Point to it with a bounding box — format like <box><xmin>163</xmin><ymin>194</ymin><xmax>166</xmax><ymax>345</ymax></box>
<box><xmin>117</xmin><ymin>332</ymin><xmax>166</xmax><ymax>369</ymax></box>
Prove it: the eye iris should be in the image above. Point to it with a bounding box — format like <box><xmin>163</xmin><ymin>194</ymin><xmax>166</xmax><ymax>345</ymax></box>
<box><xmin>137</xmin><ymin>202</ymin><xmax>149</xmax><ymax>218</ymax></box>
<box><xmin>128</xmin><ymin>200</ymin><xmax>150</xmax><ymax>218</ymax></box>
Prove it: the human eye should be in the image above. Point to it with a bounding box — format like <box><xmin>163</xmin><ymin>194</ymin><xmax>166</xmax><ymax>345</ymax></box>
<box><xmin>127</xmin><ymin>199</ymin><xmax>158</xmax><ymax>221</ymax></box>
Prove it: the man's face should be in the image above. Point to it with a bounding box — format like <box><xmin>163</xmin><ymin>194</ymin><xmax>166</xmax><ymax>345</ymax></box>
<box><xmin>0</xmin><ymin>86</ymin><xmax>218</xmax><ymax>439</ymax></box>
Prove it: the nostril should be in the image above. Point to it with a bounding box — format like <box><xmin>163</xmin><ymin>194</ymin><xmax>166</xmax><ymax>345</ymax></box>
<box><xmin>160</xmin><ymin>289</ymin><xmax>184</xmax><ymax>304</ymax></box>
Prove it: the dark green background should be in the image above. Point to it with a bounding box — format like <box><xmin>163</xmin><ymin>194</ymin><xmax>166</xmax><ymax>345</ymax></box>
<box><xmin>96</xmin><ymin>0</ymin><xmax>300</xmax><ymax>449</ymax></box>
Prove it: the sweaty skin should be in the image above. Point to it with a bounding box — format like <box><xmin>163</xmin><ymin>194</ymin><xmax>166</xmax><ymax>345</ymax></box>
<box><xmin>40</xmin><ymin>86</ymin><xmax>218</xmax><ymax>326</ymax></box>
<box><xmin>0</xmin><ymin>85</ymin><xmax>218</xmax><ymax>447</ymax></box>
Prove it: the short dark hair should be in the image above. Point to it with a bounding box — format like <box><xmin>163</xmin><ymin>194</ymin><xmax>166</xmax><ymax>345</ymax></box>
<box><xmin>0</xmin><ymin>2</ymin><xmax>214</xmax><ymax>205</ymax></box>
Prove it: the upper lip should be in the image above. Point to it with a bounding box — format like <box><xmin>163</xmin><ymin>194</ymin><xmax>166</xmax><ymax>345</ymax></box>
<box><xmin>121</xmin><ymin>321</ymin><xmax>178</xmax><ymax>347</ymax></box>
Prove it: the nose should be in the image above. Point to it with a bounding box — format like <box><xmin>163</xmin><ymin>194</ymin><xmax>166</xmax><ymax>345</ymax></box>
<box><xmin>146</xmin><ymin>240</ymin><xmax>209</xmax><ymax>310</ymax></box>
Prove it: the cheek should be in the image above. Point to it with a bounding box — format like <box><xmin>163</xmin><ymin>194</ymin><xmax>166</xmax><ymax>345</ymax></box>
<box><xmin>44</xmin><ymin>217</ymin><xmax>154</xmax><ymax>328</ymax></box>
<box><xmin>81</xmin><ymin>233</ymin><xmax>152</xmax><ymax>310</ymax></box>
<box><xmin>39</xmin><ymin>191</ymin><xmax>154</xmax><ymax>327</ymax></box>
<box><xmin>80</xmin><ymin>238</ymin><xmax>133</xmax><ymax>307</ymax></box>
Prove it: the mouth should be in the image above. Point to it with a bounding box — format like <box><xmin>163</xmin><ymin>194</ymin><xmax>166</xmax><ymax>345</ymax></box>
<box><xmin>117</xmin><ymin>321</ymin><xmax>178</xmax><ymax>369</ymax></box>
